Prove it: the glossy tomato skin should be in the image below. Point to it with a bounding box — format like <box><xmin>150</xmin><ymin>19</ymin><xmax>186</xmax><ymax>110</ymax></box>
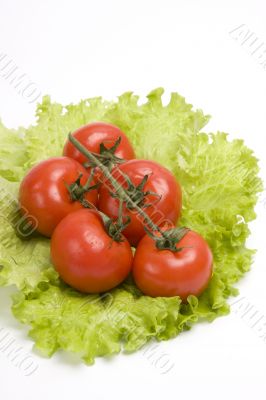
<box><xmin>51</xmin><ymin>209</ymin><xmax>133</xmax><ymax>293</ymax></box>
<box><xmin>132</xmin><ymin>230</ymin><xmax>213</xmax><ymax>301</ymax></box>
<box><xmin>63</xmin><ymin>122</ymin><xmax>136</xmax><ymax>165</ymax></box>
<box><xmin>19</xmin><ymin>157</ymin><xmax>98</xmax><ymax>237</ymax></box>
<box><xmin>98</xmin><ymin>159</ymin><xmax>182</xmax><ymax>247</ymax></box>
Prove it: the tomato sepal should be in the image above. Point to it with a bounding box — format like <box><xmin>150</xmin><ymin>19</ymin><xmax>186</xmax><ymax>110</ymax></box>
<box><xmin>83</xmin><ymin>136</ymin><xmax>126</xmax><ymax>170</ymax></box>
<box><xmin>145</xmin><ymin>226</ymin><xmax>190</xmax><ymax>252</ymax></box>
<box><xmin>65</xmin><ymin>170</ymin><xmax>99</xmax><ymax>208</ymax></box>
<box><xmin>110</xmin><ymin>173</ymin><xmax>162</xmax><ymax>210</ymax></box>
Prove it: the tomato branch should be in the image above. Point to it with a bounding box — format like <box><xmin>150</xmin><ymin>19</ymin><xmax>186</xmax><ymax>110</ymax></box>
<box><xmin>68</xmin><ymin>133</ymin><xmax>189</xmax><ymax>251</ymax></box>
<box><xmin>69</xmin><ymin>133</ymin><xmax>163</xmax><ymax>235</ymax></box>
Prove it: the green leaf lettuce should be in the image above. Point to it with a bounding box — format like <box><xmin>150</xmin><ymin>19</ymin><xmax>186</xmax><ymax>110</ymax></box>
<box><xmin>0</xmin><ymin>88</ymin><xmax>262</xmax><ymax>364</ymax></box>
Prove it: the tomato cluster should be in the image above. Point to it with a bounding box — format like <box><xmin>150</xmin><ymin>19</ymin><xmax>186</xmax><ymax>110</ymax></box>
<box><xmin>19</xmin><ymin>122</ymin><xmax>213</xmax><ymax>301</ymax></box>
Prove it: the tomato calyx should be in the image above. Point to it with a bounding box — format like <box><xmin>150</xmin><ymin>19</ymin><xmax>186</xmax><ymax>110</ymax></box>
<box><xmin>110</xmin><ymin>173</ymin><xmax>161</xmax><ymax>210</ymax></box>
<box><xmin>84</xmin><ymin>137</ymin><xmax>125</xmax><ymax>170</ymax></box>
<box><xmin>145</xmin><ymin>227</ymin><xmax>190</xmax><ymax>252</ymax></box>
<box><xmin>99</xmin><ymin>198</ymin><xmax>131</xmax><ymax>242</ymax></box>
<box><xmin>65</xmin><ymin>171</ymin><xmax>99</xmax><ymax>208</ymax></box>
<box><xmin>100</xmin><ymin>212</ymin><xmax>131</xmax><ymax>242</ymax></box>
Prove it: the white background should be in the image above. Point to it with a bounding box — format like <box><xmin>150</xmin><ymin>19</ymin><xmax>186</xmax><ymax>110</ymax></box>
<box><xmin>1</xmin><ymin>0</ymin><xmax>266</xmax><ymax>399</ymax></box>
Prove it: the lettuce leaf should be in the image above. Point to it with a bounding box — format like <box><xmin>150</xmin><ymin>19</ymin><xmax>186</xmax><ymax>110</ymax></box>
<box><xmin>0</xmin><ymin>177</ymin><xmax>57</xmax><ymax>290</ymax></box>
<box><xmin>0</xmin><ymin>88</ymin><xmax>262</xmax><ymax>364</ymax></box>
<box><xmin>12</xmin><ymin>284</ymin><xmax>184</xmax><ymax>364</ymax></box>
<box><xmin>0</xmin><ymin>122</ymin><xmax>27</xmax><ymax>181</ymax></box>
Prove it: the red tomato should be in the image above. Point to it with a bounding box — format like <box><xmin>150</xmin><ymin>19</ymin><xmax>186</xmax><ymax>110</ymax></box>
<box><xmin>19</xmin><ymin>157</ymin><xmax>98</xmax><ymax>237</ymax></box>
<box><xmin>51</xmin><ymin>209</ymin><xmax>133</xmax><ymax>293</ymax></box>
<box><xmin>98</xmin><ymin>159</ymin><xmax>182</xmax><ymax>247</ymax></box>
<box><xmin>63</xmin><ymin>122</ymin><xmax>135</xmax><ymax>165</ymax></box>
<box><xmin>132</xmin><ymin>230</ymin><xmax>213</xmax><ymax>301</ymax></box>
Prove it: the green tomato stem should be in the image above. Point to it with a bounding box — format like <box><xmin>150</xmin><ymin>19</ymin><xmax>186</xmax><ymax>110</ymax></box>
<box><xmin>68</xmin><ymin>133</ymin><xmax>163</xmax><ymax>235</ymax></box>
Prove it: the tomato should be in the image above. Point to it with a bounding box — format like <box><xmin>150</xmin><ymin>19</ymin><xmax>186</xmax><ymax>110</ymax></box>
<box><xmin>63</xmin><ymin>122</ymin><xmax>136</xmax><ymax>166</ymax></box>
<box><xmin>98</xmin><ymin>159</ymin><xmax>182</xmax><ymax>247</ymax></box>
<box><xmin>132</xmin><ymin>230</ymin><xmax>213</xmax><ymax>301</ymax></box>
<box><xmin>51</xmin><ymin>209</ymin><xmax>133</xmax><ymax>293</ymax></box>
<box><xmin>19</xmin><ymin>157</ymin><xmax>98</xmax><ymax>237</ymax></box>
